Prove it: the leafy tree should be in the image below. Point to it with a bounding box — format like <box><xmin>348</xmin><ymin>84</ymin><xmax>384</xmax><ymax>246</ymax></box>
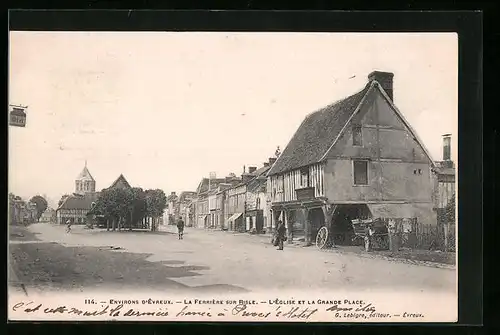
<box><xmin>58</xmin><ymin>194</ymin><xmax>70</xmax><ymax>208</ymax></box>
<box><xmin>145</xmin><ymin>189</ymin><xmax>167</xmax><ymax>231</ymax></box>
<box><xmin>445</xmin><ymin>193</ymin><xmax>456</xmax><ymax>225</ymax></box>
<box><xmin>93</xmin><ymin>188</ymin><xmax>166</xmax><ymax>232</ymax></box>
<box><xmin>95</xmin><ymin>187</ymin><xmax>145</xmax><ymax>231</ymax></box>
<box><xmin>130</xmin><ymin>187</ymin><xmax>147</xmax><ymax>229</ymax></box>
<box><xmin>30</xmin><ymin>195</ymin><xmax>48</xmax><ymax>221</ymax></box>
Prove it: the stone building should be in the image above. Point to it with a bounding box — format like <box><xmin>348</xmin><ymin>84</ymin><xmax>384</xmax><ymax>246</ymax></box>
<box><xmin>56</xmin><ymin>163</ymin><xmax>99</xmax><ymax>225</ymax></box>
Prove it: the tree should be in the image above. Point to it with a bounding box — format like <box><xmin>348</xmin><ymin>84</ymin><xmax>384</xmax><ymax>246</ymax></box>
<box><xmin>93</xmin><ymin>188</ymin><xmax>166</xmax><ymax>232</ymax></box>
<box><xmin>145</xmin><ymin>189</ymin><xmax>167</xmax><ymax>231</ymax></box>
<box><xmin>130</xmin><ymin>187</ymin><xmax>147</xmax><ymax>230</ymax></box>
<box><xmin>95</xmin><ymin>187</ymin><xmax>142</xmax><ymax>231</ymax></box>
<box><xmin>58</xmin><ymin>194</ymin><xmax>70</xmax><ymax>208</ymax></box>
<box><xmin>445</xmin><ymin>193</ymin><xmax>456</xmax><ymax>225</ymax></box>
<box><xmin>30</xmin><ymin>195</ymin><xmax>48</xmax><ymax>221</ymax></box>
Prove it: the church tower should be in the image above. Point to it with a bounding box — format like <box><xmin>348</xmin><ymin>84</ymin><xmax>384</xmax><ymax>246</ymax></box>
<box><xmin>75</xmin><ymin>161</ymin><xmax>96</xmax><ymax>195</ymax></box>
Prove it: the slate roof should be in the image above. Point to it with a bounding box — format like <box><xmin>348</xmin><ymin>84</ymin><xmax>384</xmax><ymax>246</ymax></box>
<box><xmin>167</xmin><ymin>193</ymin><xmax>179</xmax><ymax>202</ymax></box>
<box><xmin>108</xmin><ymin>174</ymin><xmax>132</xmax><ymax>190</ymax></box>
<box><xmin>57</xmin><ymin>192</ymin><xmax>100</xmax><ymax>211</ymax></box>
<box><xmin>267</xmin><ymin>83</ymin><xmax>371</xmax><ymax>176</ymax></box>
<box><xmin>196</xmin><ymin>178</ymin><xmax>229</xmax><ymax>194</ymax></box>
<box><xmin>178</xmin><ymin>191</ymin><xmax>197</xmax><ymax>201</ymax></box>
<box><xmin>76</xmin><ymin>166</ymin><xmax>95</xmax><ymax>182</ymax></box>
<box><xmin>435</xmin><ymin>166</ymin><xmax>455</xmax><ymax>176</ymax></box>
<box><xmin>246</xmin><ymin>165</ymin><xmax>270</xmax><ymax>193</ymax></box>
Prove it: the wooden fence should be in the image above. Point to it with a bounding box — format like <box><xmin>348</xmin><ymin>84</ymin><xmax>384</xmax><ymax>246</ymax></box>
<box><xmin>379</xmin><ymin>218</ymin><xmax>456</xmax><ymax>252</ymax></box>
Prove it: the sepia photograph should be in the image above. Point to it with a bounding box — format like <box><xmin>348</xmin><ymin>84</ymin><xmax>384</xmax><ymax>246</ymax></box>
<box><xmin>8</xmin><ymin>30</ymin><xmax>458</xmax><ymax>322</ymax></box>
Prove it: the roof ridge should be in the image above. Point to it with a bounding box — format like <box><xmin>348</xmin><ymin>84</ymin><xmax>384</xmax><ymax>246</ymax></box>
<box><xmin>268</xmin><ymin>82</ymin><xmax>372</xmax><ymax>176</ymax></box>
<box><xmin>302</xmin><ymin>82</ymin><xmax>371</xmax><ymax>120</ymax></box>
<box><xmin>76</xmin><ymin>165</ymin><xmax>95</xmax><ymax>181</ymax></box>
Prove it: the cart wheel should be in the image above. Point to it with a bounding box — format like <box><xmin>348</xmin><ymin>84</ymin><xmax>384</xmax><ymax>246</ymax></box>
<box><xmin>316</xmin><ymin>226</ymin><xmax>329</xmax><ymax>249</ymax></box>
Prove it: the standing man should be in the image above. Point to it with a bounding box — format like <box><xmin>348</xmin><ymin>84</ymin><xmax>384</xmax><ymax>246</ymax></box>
<box><xmin>66</xmin><ymin>219</ymin><xmax>72</xmax><ymax>233</ymax></box>
<box><xmin>276</xmin><ymin>220</ymin><xmax>287</xmax><ymax>251</ymax></box>
<box><xmin>177</xmin><ymin>217</ymin><xmax>185</xmax><ymax>240</ymax></box>
<box><xmin>364</xmin><ymin>223</ymin><xmax>374</xmax><ymax>252</ymax></box>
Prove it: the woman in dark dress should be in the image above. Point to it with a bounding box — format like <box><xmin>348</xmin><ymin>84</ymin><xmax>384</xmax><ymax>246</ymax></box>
<box><xmin>177</xmin><ymin>218</ymin><xmax>185</xmax><ymax>240</ymax></box>
<box><xmin>276</xmin><ymin>220</ymin><xmax>287</xmax><ymax>250</ymax></box>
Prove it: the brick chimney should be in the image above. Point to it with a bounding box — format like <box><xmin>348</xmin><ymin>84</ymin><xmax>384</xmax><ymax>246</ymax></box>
<box><xmin>248</xmin><ymin>166</ymin><xmax>257</xmax><ymax>174</ymax></box>
<box><xmin>171</xmin><ymin>192</ymin><xmax>176</xmax><ymax>196</ymax></box>
<box><xmin>368</xmin><ymin>71</ymin><xmax>394</xmax><ymax>101</ymax></box>
<box><xmin>241</xmin><ymin>173</ymin><xmax>253</xmax><ymax>183</ymax></box>
<box><xmin>269</xmin><ymin>157</ymin><xmax>277</xmax><ymax>165</ymax></box>
<box><xmin>442</xmin><ymin>134</ymin><xmax>451</xmax><ymax>161</ymax></box>
<box><xmin>263</xmin><ymin>162</ymin><xmax>269</xmax><ymax>167</ymax></box>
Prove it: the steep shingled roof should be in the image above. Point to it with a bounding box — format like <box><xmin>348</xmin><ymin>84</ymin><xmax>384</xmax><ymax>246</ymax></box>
<box><xmin>196</xmin><ymin>178</ymin><xmax>228</xmax><ymax>194</ymax></box>
<box><xmin>246</xmin><ymin>165</ymin><xmax>270</xmax><ymax>192</ymax></box>
<box><xmin>57</xmin><ymin>192</ymin><xmax>100</xmax><ymax>211</ymax></box>
<box><xmin>178</xmin><ymin>191</ymin><xmax>197</xmax><ymax>201</ymax></box>
<box><xmin>108</xmin><ymin>174</ymin><xmax>132</xmax><ymax>190</ymax></box>
<box><xmin>267</xmin><ymin>83</ymin><xmax>371</xmax><ymax>176</ymax></box>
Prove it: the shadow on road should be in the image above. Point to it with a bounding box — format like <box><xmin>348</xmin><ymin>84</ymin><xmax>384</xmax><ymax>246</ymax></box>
<box><xmin>85</xmin><ymin>229</ymin><xmax>177</xmax><ymax>236</ymax></box>
<box><xmin>9</xmin><ymin>224</ymin><xmax>42</xmax><ymax>242</ymax></box>
<box><xmin>9</xmin><ymin>239</ymin><xmax>247</xmax><ymax>294</ymax></box>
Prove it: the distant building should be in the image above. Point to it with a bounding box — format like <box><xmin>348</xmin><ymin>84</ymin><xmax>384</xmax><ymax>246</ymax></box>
<box><xmin>9</xmin><ymin>197</ymin><xmax>37</xmax><ymax>225</ymax></box>
<box><xmin>39</xmin><ymin>208</ymin><xmax>56</xmax><ymax>223</ymax></box>
<box><xmin>104</xmin><ymin>174</ymin><xmax>132</xmax><ymax>190</ymax></box>
<box><xmin>56</xmin><ymin>164</ymin><xmax>135</xmax><ymax>226</ymax></box>
<box><xmin>56</xmin><ymin>192</ymin><xmax>99</xmax><ymax>225</ymax></box>
<box><xmin>187</xmin><ymin>198</ymin><xmax>197</xmax><ymax>227</ymax></box>
<box><xmin>225</xmin><ymin>168</ymin><xmax>254</xmax><ymax>232</ymax></box>
<box><xmin>56</xmin><ymin>163</ymin><xmax>100</xmax><ymax>225</ymax></box>
<box><xmin>245</xmin><ymin>162</ymin><xmax>272</xmax><ymax>233</ymax></box>
<box><xmin>170</xmin><ymin>191</ymin><xmax>196</xmax><ymax>227</ymax></box>
<box><xmin>165</xmin><ymin>192</ymin><xmax>179</xmax><ymax>225</ymax></box>
<box><xmin>432</xmin><ymin>134</ymin><xmax>456</xmax><ymax>225</ymax></box>
<box><xmin>75</xmin><ymin>161</ymin><xmax>96</xmax><ymax>195</ymax></box>
<box><xmin>194</xmin><ymin>175</ymin><xmax>240</xmax><ymax>228</ymax></box>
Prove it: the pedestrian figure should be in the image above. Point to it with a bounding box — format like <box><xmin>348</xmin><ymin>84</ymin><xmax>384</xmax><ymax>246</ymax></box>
<box><xmin>177</xmin><ymin>217</ymin><xmax>185</xmax><ymax>240</ymax></box>
<box><xmin>66</xmin><ymin>220</ymin><xmax>72</xmax><ymax>233</ymax></box>
<box><xmin>364</xmin><ymin>223</ymin><xmax>374</xmax><ymax>252</ymax></box>
<box><xmin>276</xmin><ymin>220</ymin><xmax>287</xmax><ymax>251</ymax></box>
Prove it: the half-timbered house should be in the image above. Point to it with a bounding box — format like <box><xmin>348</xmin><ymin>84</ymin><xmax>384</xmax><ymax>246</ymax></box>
<box><xmin>266</xmin><ymin>71</ymin><xmax>437</xmax><ymax>245</ymax></box>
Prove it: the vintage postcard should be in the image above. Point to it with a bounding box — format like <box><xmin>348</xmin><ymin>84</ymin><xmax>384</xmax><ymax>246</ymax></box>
<box><xmin>8</xmin><ymin>31</ymin><xmax>458</xmax><ymax>322</ymax></box>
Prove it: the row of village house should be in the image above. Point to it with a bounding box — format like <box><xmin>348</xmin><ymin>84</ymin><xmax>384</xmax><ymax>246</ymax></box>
<box><xmin>51</xmin><ymin>71</ymin><xmax>455</xmax><ymax>243</ymax></box>
<box><xmin>164</xmin><ymin>71</ymin><xmax>456</xmax><ymax>244</ymax></box>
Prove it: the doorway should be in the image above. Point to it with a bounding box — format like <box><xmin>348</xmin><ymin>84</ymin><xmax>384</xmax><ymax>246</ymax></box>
<box><xmin>331</xmin><ymin>204</ymin><xmax>371</xmax><ymax>245</ymax></box>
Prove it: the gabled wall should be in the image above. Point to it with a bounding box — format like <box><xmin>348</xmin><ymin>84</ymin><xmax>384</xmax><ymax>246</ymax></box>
<box><xmin>323</xmin><ymin>88</ymin><xmax>435</xmax><ymax>224</ymax></box>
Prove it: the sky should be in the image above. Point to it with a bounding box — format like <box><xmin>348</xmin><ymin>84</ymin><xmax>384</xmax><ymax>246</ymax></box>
<box><xmin>8</xmin><ymin>32</ymin><xmax>457</xmax><ymax>208</ymax></box>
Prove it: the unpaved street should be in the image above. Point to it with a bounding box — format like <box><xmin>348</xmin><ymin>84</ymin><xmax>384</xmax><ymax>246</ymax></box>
<box><xmin>9</xmin><ymin>223</ymin><xmax>456</xmax><ymax>295</ymax></box>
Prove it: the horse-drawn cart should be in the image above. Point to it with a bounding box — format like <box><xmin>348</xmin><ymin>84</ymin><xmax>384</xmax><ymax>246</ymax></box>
<box><xmin>351</xmin><ymin>218</ymin><xmax>389</xmax><ymax>251</ymax></box>
<box><xmin>315</xmin><ymin>217</ymin><xmax>389</xmax><ymax>251</ymax></box>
